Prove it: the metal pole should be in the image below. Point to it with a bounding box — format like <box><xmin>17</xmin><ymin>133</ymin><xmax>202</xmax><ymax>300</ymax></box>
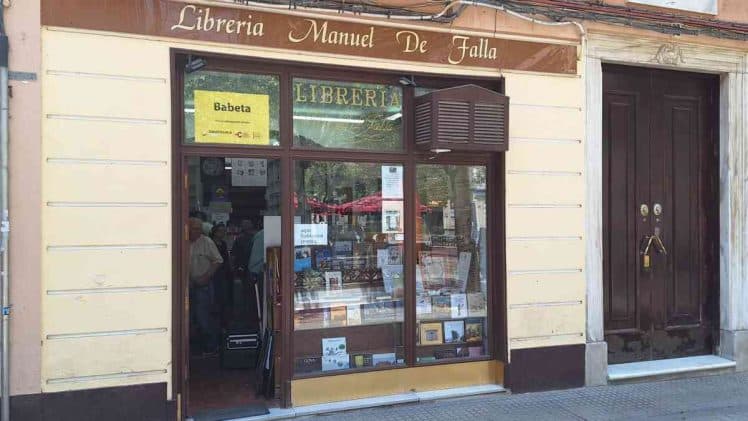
<box><xmin>0</xmin><ymin>2</ymin><xmax>10</xmax><ymax>419</ymax></box>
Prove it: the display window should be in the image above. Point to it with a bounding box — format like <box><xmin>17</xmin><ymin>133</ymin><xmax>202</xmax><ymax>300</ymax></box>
<box><xmin>415</xmin><ymin>165</ymin><xmax>488</xmax><ymax>362</ymax></box>
<box><xmin>293</xmin><ymin>79</ymin><xmax>403</xmax><ymax>151</ymax></box>
<box><xmin>293</xmin><ymin>161</ymin><xmax>406</xmax><ymax>374</ymax></box>
<box><xmin>176</xmin><ymin>56</ymin><xmax>504</xmax><ymax>405</ymax></box>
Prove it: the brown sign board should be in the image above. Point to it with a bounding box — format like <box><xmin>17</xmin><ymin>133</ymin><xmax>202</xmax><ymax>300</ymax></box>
<box><xmin>41</xmin><ymin>0</ymin><xmax>578</xmax><ymax>74</ymax></box>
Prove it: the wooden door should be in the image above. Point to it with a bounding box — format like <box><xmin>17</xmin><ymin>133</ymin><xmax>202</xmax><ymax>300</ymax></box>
<box><xmin>603</xmin><ymin>64</ymin><xmax>718</xmax><ymax>364</ymax></box>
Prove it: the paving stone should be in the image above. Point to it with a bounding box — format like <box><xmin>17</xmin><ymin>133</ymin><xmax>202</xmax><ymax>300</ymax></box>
<box><xmin>297</xmin><ymin>371</ymin><xmax>748</xmax><ymax>420</ymax></box>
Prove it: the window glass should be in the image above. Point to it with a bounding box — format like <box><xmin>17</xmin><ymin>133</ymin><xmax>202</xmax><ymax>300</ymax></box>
<box><xmin>293</xmin><ymin>79</ymin><xmax>402</xmax><ymax>150</ymax></box>
<box><xmin>293</xmin><ymin>161</ymin><xmax>406</xmax><ymax>375</ymax></box>
<box><xmin>184</xmin><ymin>71</ymin><xmax>280</xmax><ymax>146</ymax></box>
<box><xmin>415</xmin><ymin>165</ymin><xmax>488</xmax><ymax>363</ymax></box>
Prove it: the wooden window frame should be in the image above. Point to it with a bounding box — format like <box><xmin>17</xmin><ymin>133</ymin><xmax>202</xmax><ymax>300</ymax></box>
<box><xmin>171</xmin><ymin>49</ymin><xmax>507</xmax><ymax>409</ymax></box>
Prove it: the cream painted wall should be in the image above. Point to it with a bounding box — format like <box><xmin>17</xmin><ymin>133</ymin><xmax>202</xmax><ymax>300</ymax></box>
<box><xmin>41</xmin><ymin>30</ymin><xmax>173</xmax><ymax>394</ymax></box>
<box><xmin>7</xmin><ymin>0</ymin><xmax>43</xmax><ymax>396</ymax></box>
<box><xmin>504</xmin><ymin>72</ymin><xmax>587</xmax><ymax>351</ymax></box>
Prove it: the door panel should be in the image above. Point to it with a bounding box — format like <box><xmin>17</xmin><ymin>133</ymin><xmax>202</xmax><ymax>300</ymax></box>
<box><xmin>603</xmin><ymin>65</ymin><xmax>718</xmax><ymax>364</ymax></box>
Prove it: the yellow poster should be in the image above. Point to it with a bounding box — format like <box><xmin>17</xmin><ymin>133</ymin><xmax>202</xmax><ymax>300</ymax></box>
<box><xmin>194</xmin><ymin>90</ymin><xmax>270</xmax><ymax>145</ymax></box>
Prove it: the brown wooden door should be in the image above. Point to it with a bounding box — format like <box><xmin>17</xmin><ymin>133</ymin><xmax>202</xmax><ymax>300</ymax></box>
<box><xmin>603</xmin><ymin>64</ymin><xmax>719</xmax><ymax>364</ymax></box>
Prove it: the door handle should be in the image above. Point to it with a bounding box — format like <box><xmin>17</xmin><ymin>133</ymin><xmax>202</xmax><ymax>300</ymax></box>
<box><xmin>652</xmin><ymin>232</ymin><xmax>668</xmax><ymax>255</ymax></box>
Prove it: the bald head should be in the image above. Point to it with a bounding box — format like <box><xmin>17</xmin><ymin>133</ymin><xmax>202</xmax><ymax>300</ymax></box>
<box><xmin>189</xmin><ymin>217</ymin><xmax>203</xmax><ymax>242</ymax></box>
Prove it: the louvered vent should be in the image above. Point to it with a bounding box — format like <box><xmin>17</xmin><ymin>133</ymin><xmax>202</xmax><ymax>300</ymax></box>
<box><xmin>414</xmin><ymin>102</ymin><xmax>432</xmax><ymax>146</ymax></box>
<box><xmin>413</xmin><ymin>84</ymin><xmax>509</xmax><ymax>153</ymax></box>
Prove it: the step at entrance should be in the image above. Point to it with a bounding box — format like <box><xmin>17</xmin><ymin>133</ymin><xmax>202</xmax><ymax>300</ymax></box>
<box><xmin>608</xmin><ymin>355</ymin><xmax>736</xmax><ymax>383</ymax></box>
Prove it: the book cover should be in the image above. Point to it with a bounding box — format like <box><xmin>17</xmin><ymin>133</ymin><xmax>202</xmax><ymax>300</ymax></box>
<box><xmin>294</xmin><ymin>246</ymin><xmax>312</xmax><ymax>272</ymax></box>
<box><xmin>351</xmin><ymin>353</ymin><xmax>373</xmax><ymax>368</ymax></box>
<box><xmin>443</xmin><ymin>320</ymin><xmax>465</xmax><ymax>343</ymax></box>
<box><xmin>372</xmin><ymin>352</ymin><xmax>397</xmax><ymax>367</ymax></box>
<box><xmin>314</xmin><ymin>247</ymin><xmax>332</xmax><ymax>270</ymax></box>
<box><xmin>431</xmin><ymin>295</ymin><xmax>451</xmax><ymax>317</ymax></box>
<box><xmin>468</xmin><ymin>346</ymin><xmax>484</xmax><ymax>357</ymax></box>
<box><xmin>333</xmin><ymin>240</ymin><xmax>353</xmax><ymax>257</ymax></box>
<box><xmin>434</xmin><ymin>349</ymin><xmax>458</xmax><ymax>359</ymax></box>
<box><xmin>328</xmin><ymin>306</ymin><xmax>347</xmax><ymax>327</ymax></box>
<box><xmin>321</xmin><ymin>353</ymin><xmax>350</xmax><ymax>371</ymax></box>
<box><xmin>416</xmin><ymin>295</ymin><xmax>432</xmax><ymax>316</ymax></box>
<box><xmin>464</xmin><ymin>318</ymin><xmax>484</xmax><ymax>343</ymax></box>
<box><xmin>382</xmin><ymin>264</ymin><xmax>404</xmax><ymax>296</ymax></box>
<box><xmin>322</xmin><ymin>337</ymin><xmax>347</xmax><ymax>356</ymax></box>
<box><xmin>467</xmin><ymin>292</ymin><xmax>487</xmax><ymax>317</ymax></box>
<box><xmin>450</xmin><ymin>293</ymin><xmax>468</xmax><ymax>318</ymax></box>
<box><xmin>324</xmin><ymin>271</ymin><xmax>343</xmax><ymax>292</ymax></box>
<box><xmin>346</xmin><ymin>305</ymin><xmax>362</xmax><ymax>326</ymax></box>
<box><xmin>362</xmin><ymin>300</ymin><xmax>396</xmax><ymax>323</ymax></box>
<box><xmin>419</xmin><ymin>322</ymin><xmax>443</xmax><ymax>345</ymax></box>
<box><xmin>294</xmin><ymin>356</ymin><xmax>322</xmax><ymax>374</ymax></box>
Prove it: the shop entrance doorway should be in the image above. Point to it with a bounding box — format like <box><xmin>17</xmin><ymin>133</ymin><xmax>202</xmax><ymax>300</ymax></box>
<box><xmin>182</xmin><ymin>156</ymin><xmax>281</xmax><ymax>419</ymax></box>
<box><xmin>602</xmin><ymin>64</ymin><xmax>719</xmax><ymax>364</ymax></box>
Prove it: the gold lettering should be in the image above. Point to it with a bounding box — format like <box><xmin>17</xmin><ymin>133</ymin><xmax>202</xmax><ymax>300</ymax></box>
<box><xmin>294</xmin><ymin>83</ymin><xmax>307</xmax><ymax>103</ymax></box>
<box><xmin>171</xmin><ymin>5</ymin><xmax>197</xmax><ymax>31</ymax></box>
<box><xmin>236</xmin><ymin>21</ymin><xmax>246</xmax><ymax>34</ymax></box>
<box><xmin>364</xmin><ymin>27</ymin><xmax>374</xmax><ymax>48</ymax></box>
<box><xmin>320</xmin><ymin>86</ymin><xmax>334</xmax><ymax>104</ymax></box>
<box><xmin>252</xmin><ymin>22</ymin><xmax>264</xmax><ymax>36</ymax></box>
<box><xmin>335</xmin><ymin>87</ymin><xmax>349</xmax><ymax>105</ymax></box>
<box><xmin>351</xmin><ymin>88</ymin><xmax>363</xmax><ymax>106</ymax></box>
<box><xmin>380</xmin><ymin>90</ymin><xmax>386</xmax><ymax>108</ymax></box>
<box><xmin>310</xmin><ymin>84</ymin><xmax>317</xmax><ymax>103</ymax></box>
<box><xmin>226</xmin><ymin>19</ymin><xmax>235</xmax><ymax>33</ymax></box>
<box><xmin>364</xmin><ymin>89</ymin><xmax>377</xmax><ymax>107</ymax></box>
<box><xmin>288</xmin><ymin>19</ymin><xmax>321</xmax><ymax>43</ymax></box>
<box><xmin>396</xmin><ymin>30</ymin><xmax>427</xmax><ymax>54</ymax></box>
<box><xmin>449</xmin><ymin>35</ymin><xmax>469</xmax><ymax>65</ymax></box>
<box><xmin>390</xmin><ymin>92</ymin><xmax>401</xmax><ymax>108</ymax></box>
<box><xmin>216</xmin><ymin>18</ymin><xmax>227</xmax><ymax>32</ymax></box>
<box><xmin>203</xmin><ymin>8</ymin><xmax>214</xmax><ymax>31</ymax></box>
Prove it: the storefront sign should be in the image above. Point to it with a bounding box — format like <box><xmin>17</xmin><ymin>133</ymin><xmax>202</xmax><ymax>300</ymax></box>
<box><xmin>194</xmin><ymin>90</ymin><xmax>270</xmax><ymax>145</ymax></box>
<box><xmin>41</xmin><ymin>0</ymin><xmax>577</xmax><ymax>74</ymax></box>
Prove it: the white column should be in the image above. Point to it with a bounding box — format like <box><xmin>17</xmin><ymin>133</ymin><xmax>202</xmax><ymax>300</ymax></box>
<box><xmin>719</xmin><ymin>68</ymin><xmax>748</xmax><ymax>370</ymax></box>
<box><xmin>584</xmin><ymin>54</ymin><xmax>607</xmax><ymax>385</ymax></box>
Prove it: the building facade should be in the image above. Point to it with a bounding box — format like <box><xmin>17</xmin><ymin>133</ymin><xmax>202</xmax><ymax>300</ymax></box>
<box><xmin>5</xmin><ymin>0</ymin><xmax>748</xmax><ymax>420</ymax></box>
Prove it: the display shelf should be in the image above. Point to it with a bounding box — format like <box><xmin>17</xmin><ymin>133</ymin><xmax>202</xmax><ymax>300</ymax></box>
<box><xmin>294</xmin><ymin>318</ymin><xmax>404</xmax><ymax>331</ymax></box>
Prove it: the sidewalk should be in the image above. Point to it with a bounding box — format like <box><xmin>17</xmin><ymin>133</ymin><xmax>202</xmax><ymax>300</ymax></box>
<box><xmin>298</xmin><ymin>371</ymin><xmax>748</xmax><ymax>420</ymax></box>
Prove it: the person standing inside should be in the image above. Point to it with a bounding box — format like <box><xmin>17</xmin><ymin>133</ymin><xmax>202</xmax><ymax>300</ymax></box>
<box><xmin>232</xmin><ymin>219</ymin><xmax>256</xmax><ymax>281</ymax></box>
<box><xmin>189</xmin><ymin>217</ymin><xmax>223</xmax><ymax>355</ymax></box>
<box><xmin>210</xmin><ymin>223</ymin><xmax>233</xmax><ymax>323</ymax></box>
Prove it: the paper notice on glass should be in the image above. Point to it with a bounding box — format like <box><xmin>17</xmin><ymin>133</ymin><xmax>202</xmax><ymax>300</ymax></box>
<box><xmin>381</xmin><ymin>165</ymin><xmax>403</xmax><ymax>199</ymax></box>
<box><xmin>456</xmin><ymin>252</ymin><xmax>472</xmax><ymax>292</ymax></box>
<box><xmin>382</xmin><ymin>201</ymin><xmax>404</xmax><ymax>234</ymax></box>
<box><xmin>231</xmin><ymin>158</ymin><xmax>267</xmax><ymax>186</ymax></box>
<box><xmin>294</xmin><ymin>224</ymin><xmax>328</xmax><ymax>246</ymax></box>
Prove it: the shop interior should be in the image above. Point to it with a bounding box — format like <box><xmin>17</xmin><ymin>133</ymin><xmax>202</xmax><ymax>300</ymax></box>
<box><xmin>187</xmin><ymin>156</ymin><xmax>281</xmax><ymax>419</ymax></box>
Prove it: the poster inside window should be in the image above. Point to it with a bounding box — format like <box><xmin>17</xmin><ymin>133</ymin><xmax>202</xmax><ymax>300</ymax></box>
<box><xmin>184</xmin><ymin>70</ymin><xmax>280</xmax><ymax>146</ymax></box>
<box><xmin>293</xmin><ymin>161</ymin><xmax>406</xmax><ymax>375</ymax></box>
<box><xmin>415</xmin><ymin>165</ymin><xmax>489</xmax><ymax>362</ymax></box>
